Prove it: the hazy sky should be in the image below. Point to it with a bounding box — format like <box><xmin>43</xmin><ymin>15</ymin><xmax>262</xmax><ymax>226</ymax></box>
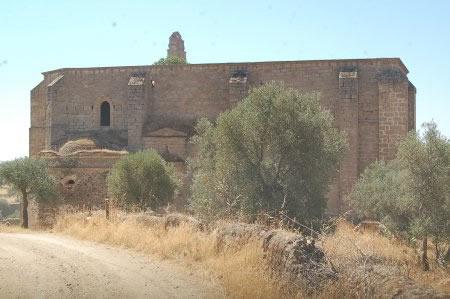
<box><xmin>0</xmin><ymin>0</ymin><xmax>449</xmax><ymax>161</ymax></box>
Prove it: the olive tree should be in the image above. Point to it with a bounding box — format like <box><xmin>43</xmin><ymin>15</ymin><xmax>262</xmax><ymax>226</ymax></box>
<box><xmin>349</xmin><ymin>122</ymin><xmax>450</xmax><ymax>270</ymax></box>
<box><xmin>397</xmin><ymin>122</ymin><xmax>450</xmax><ymax>270</ymax></box>
<box><xmin>107</xmin><ymin>150</ymin><xmax>178</xmax><ymax>210</ymax></box>
<box><xmin>347</xmin><ymin>160</ymin><xmax>411</xmax><ymax>234</ymax></box>
<box><xmin>0</xmin><ymin>158</ymin><xmax>56</xmax><ymax>228</ymax></box>
<box><xmin>190</xmin><ymin>82</ymin><xmax>346</xmax><ymax>223</ymax></box>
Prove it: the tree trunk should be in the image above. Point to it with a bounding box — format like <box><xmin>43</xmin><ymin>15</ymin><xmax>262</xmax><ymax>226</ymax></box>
<box><xmin>422</xmin><ymin>236</ymin><xmax>430</xmax><ymax>271</ymax></box>
<box><xmin>105</xmin><ymin>198</ymin><xmax>110</xmax><ymax>220</ymax></box>
<box><xmin>435</xmin><ymin>241</ymin><xmax>440</xmax><ymax>262</ymax></box>
<box><xmin>22</xmin><ymin>192</ymin><xmax>29</xmax><ymax>229</ymax></box>
<box><xmin>444</xmin><ymin>247</ymin><xmax>450</xmax><ymax>263</ymax></box>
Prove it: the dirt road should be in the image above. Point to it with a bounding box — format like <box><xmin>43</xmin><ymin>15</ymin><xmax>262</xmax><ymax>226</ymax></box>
<box><xmin>0</xmin><ymin>233</ymin><xmax>222</xmax><ymax>298</ymax></box>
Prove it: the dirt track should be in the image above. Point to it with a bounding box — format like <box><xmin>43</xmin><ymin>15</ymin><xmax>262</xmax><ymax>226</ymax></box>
<box><xmin>0</xmin><ymin>233</ymin><xmax>221</xmax><ymax>298</ymax></box>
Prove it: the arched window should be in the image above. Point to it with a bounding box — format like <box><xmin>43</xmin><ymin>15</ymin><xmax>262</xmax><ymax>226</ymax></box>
<box><xmin>100</xmin><ymin>101</ymin><xmax>111</xmax><ymax>126</ymax></box>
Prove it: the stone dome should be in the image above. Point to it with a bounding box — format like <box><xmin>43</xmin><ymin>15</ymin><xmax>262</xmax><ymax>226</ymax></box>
<box><xmin>59</xmin><ymin>139</ymin><xmax>97</xmax><ymax>155</ymax></box>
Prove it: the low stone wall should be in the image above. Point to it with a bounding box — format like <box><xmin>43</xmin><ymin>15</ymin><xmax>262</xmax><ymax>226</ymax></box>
<box><xmin>214</xmin><ymin>222</ymin><xmax>334</xmax><ymax>293</ymax></box>
<box><xmin>121</xmin><ymin>213</ymin><xmax>333</xmax><ymax>293</ymax></box>
<box><xmin>122</xmin><ymin>212</ymin><xmax>204</xmax><ymax>231</ymax></box>
<box><xmin>62</xmin><ymin>212</ymin><xmax>449</xmax><ymax>298</ymax></box>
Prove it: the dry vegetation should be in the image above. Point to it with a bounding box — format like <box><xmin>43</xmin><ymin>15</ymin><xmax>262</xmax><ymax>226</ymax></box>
<box><xmin>52</xmin><ymin>212</ymin><xmax>449</xmax><ymax>298</ymax></box>
<box><xmin>53</xmin><ymin>212</ymin><xmax>286</xmax><ymax>299</ymax></box>
<box><xmin>0</xmin><ymin>224</ymin><xmax>26</xmax><ymax>233</ymax></box>
<box><xmin>320</xmin><ymin>221</ymin><xmax>450</xmax><ymax>298</ymax></box>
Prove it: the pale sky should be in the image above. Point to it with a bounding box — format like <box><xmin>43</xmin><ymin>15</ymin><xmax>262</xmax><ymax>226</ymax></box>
<box><xmin>1</xmin><ymin>0</ymin><xmax>449</xmax><ymax>161</ymax></box>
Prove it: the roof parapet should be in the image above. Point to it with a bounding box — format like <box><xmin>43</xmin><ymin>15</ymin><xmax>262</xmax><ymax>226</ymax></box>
<box><xmin>41</xmin><ymin>58</ymin><xmax>409</xmax><ymax>77</ymax></box>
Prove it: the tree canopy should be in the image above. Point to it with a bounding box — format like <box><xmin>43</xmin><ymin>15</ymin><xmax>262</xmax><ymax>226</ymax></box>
<box><xmin>0</xmin><ymin>158</ymin><xmax>56</xmax><ymax>228</ymax></box>
<box><xmin>347</xmin><ymin>160</ymin><xmax>411</xmax><ymax>234</ymax></box>
<box><xmin>107</xmin><ymin>150</ymin><xmax>178</xmax><ymax>210</ymax></box>
<box><xmin>348</xmin><ymin>122</ymin><xmax>450</xmax><ymax>269</ymax></box>
<box><xmin>397</xmin><ymin>123</ymin><xmax>450</xmax><ymax>256</ymax></box>
<box><xmin>190</xmin><ymin>82</ymin><xmax>346</xmax><ymax>223</ymax></box>
<box><xmin>153</xmin><ymin>56</ymin><xmax>187</xmax><ymax>65</ymax></box>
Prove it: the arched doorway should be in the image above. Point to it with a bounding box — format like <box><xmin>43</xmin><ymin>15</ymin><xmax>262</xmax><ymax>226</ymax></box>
<box><xmin>100</xmin><ymin>101</ymin><xmax>111</xmax><ymax>127</ymax></box>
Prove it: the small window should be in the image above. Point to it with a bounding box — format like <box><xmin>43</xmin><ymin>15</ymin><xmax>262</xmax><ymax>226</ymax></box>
<box><xmin>100</xmin><ymin>101</ymin><xmax>111</xmax><ymax>126</ymax></box>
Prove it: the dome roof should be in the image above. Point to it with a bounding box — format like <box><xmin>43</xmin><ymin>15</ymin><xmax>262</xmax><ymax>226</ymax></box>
<box><xmin>59</xmin><ymin>139</ymin><xmax>97</xmax><ymax>155</ymax></box>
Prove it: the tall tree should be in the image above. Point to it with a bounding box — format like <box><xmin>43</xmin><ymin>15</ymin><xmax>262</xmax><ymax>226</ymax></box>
<box><xmin>190</xmin><ymin>82</ymin><xmax>346</xmax><ymax>223</ymax></box>
<box><xmin>0</xmin><ymin>158</ymin><xmax>56</xmax><ymax>228</ymax></box>
<box><xmin>349</xmin><ymin>122</ymin><xmax>450</xmax><ymax>270</ymax></box>
<box><xmin>397</xmin><ymin>122</ymin><xmax>450</xmax><ymax>270</ymax></box>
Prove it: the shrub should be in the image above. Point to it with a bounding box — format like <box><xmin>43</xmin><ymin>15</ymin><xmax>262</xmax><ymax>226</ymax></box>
<box><xmin>347</xmin><ymin>160</ymin><xmax>411</xmax><ymax>235</ymax></box>
<box><xmin>107</xmin><ymin>150</ymin><xmax>178</xmax><ymax>210</ymax></box>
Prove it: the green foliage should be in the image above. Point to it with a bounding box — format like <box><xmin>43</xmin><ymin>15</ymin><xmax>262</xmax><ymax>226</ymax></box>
<box><xmin>349</xmin><ymin>122</ymin><xmax>450</xmax><ymax>243</ymax></box>
<box><xmin>397</xmin><ymin>122</ymin><xmax>450</xmax><ymax>243</ymax></box>
<box><xmin>348</xmin><ymin>161</ymin><xmax>411</xmax><ymax>234</ymax></box>
<box><xmin>107</xmin><ymin>150</ymin><xmax>178</xmax><ymax>210</ymax></box>
<box><xmin>0</xmin><ymin>158</ymin><xmax>56</xmax><ymax>203</ymax></box>
<box><xmin>190</xmin><ymin>82</ymin><xmax>346</xmax><ymax>222</ymax></box>
<box><xmin>0</xmin><ymin>157</ymin><xmax>56</xmax><ymax>228</ymax></box>
<box><xmin>153</xmin><ymin>56</ymin><xmax>187</xmax><ymax>65</ymax></box>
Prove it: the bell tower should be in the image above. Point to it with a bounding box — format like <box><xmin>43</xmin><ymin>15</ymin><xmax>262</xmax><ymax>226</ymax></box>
<box><xmin>167</xmin><ymin>32</ymin><xmax>186</xmax><ymax>61</ymax></box>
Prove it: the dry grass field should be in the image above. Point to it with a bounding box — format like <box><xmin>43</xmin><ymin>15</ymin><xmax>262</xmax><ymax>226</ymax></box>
<box><xmin>53</xmin><ymin>212</ymin><xmax>284</xmax><ymax>298</ymax></box>
<box><xmin>52</xmin><ymin>212</ymin><xmax>450</xmax><ymax>298</ymax></box>
<box><xmin>0</xmin><ymin>224</ymin><xmax>26</xmax><ymax>233</ymax></box>
<box><xmin>320</xmin><ymin>221</ymin><xmax>450</xmax><ymax>298</ymax></box>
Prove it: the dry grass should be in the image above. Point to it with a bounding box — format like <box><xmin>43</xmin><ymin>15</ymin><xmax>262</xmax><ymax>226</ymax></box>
<box><xmin>53</xmin><ymin>213</ymin><xmax>287</xmax><ymax>299</ymax></box>
<box><xmin>321</xmin><ymin>220</ymin><xmax>450</xmax><ymax>295</ymax></box>
<box><xmin>0</xmin><ymin>224</ymin><xmax>26</xmax><ymax>233</ymax></box>
<box><xmin>53</xmin><ymin>213</ymin><xmax>449</xmax><ymax>298</ymax></box>
<box><xmin>323</xmin><ymin>220</ymin><xmax>416</xmax><ymax>266</ymax></box>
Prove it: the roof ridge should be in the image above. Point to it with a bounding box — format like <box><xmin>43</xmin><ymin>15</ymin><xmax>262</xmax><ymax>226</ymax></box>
<box><xmin>42</xmin><ymin>58</ymin><xmax>408</xmax><ymax>75</ymax></box>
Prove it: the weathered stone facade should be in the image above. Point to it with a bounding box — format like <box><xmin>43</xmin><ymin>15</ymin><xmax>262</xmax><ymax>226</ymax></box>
<box><xmin>27</xmin><ymin>144</ymin><xmax>127</xmax><ymax>228</ymax></box>
<box><xmin>30</xmin><ymin>32</ymin><xmax>416</xmax><ymax>216</ymax></box>
<box><xmin>167</xmin><ymin>32</ymin><xmax>186</xmax><ymax>61</ymax></box>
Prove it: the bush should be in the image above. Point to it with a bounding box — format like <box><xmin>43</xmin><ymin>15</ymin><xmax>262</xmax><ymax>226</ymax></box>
<box><xmin>190</xmin><ymin>82</ymin><xmax>346</xmax><ymax>223</ymax></box>
<box><xmin>347</xmin><ymin>160</ymin><xmax>411</xmax><ymax>234</ymax></box>
<box><xmin>107</xmin><ymin>150</ymin><xmax>178</xmax><ymax>210</ymax></box>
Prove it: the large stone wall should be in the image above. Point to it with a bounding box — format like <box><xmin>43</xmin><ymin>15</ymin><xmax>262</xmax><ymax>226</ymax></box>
<box><xmin>30</xmin><ymin>56</ymin><xmax>415</xmax><ymax>214</ymax></box>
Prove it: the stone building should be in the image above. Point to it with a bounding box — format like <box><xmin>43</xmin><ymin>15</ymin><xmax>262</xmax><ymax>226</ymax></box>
<box><xmin>30</xmin><ymin>32</ymin><xmax>416</xmax><ymax>220</ymax></box>
<box><xmin>29</xmin><ymin>140</ymin><xmax>127</xmax><ymax>227</ymax></box>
